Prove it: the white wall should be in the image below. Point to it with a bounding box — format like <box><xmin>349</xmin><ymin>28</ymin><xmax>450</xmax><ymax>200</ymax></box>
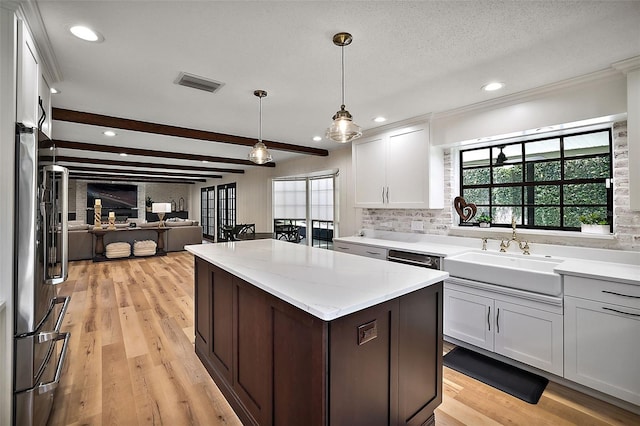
<box><xmin>190</xmin><ymin>146</ymin><xmax>358</xmax><ymax>237</ymax></box>
<box><xmin>431</xmin><ymin>72</ymin><xmax>627</xmax><ymax>147</ymax></box>
<box><xmin>0</xmin><ymin>5</ymin><xmax>17</xmax><ymax>424</ymax></box>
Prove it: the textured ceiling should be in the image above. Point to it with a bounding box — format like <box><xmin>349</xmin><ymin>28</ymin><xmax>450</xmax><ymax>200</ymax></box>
<box><xmin>29</xmin><ymin>0</ymin><xmax>640</xmax><ymax>178</ymax></box>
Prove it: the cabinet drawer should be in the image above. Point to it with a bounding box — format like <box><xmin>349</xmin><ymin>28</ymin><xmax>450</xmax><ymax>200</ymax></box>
<box><xmin>564</xmin><ymin>276</ymin><xmax>640</xmax><ymax>309</ymax></box>
<box><xmin>334</xmin><ymin>242</ymin><xmax>387</xmax><ymax>260</ymax></box>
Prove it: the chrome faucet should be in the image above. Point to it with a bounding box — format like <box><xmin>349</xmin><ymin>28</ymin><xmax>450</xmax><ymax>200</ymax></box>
<box><xmin>499</xmin><ymin>216</ymin><xmax>530</xmax><ymax>255</ymax></box>
<box><xmin>481</xmin><ymin>238</ymin><xmax>488</xmax><ymax>251</ymax></box>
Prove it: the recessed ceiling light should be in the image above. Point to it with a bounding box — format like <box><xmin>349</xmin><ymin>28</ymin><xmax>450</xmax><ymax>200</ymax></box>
<box><xmin>119</xmin><ymin>153</ymin><xmax>128</xmax><ymax>157</ymax></box>
<box><xmin>50</xmin><ymin>88</ymin><xmax>60</xmax><ymax>94</ymax></box>
<box><xmin>482</xmin><ymin>82</ymin><xmax>505</xmax><ymax>92</ymax></box>
<box><xmin>312</xmin><ymin>136</ymin><xmax>322</xmax><ymax>142</ymax></box>
<box><xmin>70</xmin><ymin>25</ymin><xmax>104</xmax><ymax>42</ymax></box>
<box><xmin>373</xmin><ymin>116</ymin><xmax>387</xmax><ymax>123</ymax></box>
<box><xmin>202</xmin><ymin>160</ymin><xmax>209</xmax><ymax>163</ymax></box>
<box><xmin>103</xmin><ymin>130</ymin><xmax>116</xmax><ymax>137</ymax></box>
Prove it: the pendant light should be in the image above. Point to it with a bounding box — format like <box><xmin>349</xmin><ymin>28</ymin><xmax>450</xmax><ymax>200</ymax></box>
<box><xmin>326</xmin><ymin>32</ymin><xmax>362</xmax><ymax>143</ymax></box>
<box><xmin>249</xmin><ymin>89</ymin><xmax>273</xmax><ymax>164</ymax></box>
<box><xmin>495</xmin><ymin>146</ymin><xmax>507</xmax><ymax>165</ymax></box>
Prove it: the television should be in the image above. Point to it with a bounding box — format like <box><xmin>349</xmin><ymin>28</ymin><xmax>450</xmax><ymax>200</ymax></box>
<box><xmin>87</xmin><ymin>183</ymin><xmax>138</xmax><ymax>209</ymax></box>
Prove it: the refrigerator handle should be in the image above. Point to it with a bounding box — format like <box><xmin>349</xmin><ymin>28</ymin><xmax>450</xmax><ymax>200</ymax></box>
<box><xmin>38</xmin><ymin>332</ymin><xmax>71</xmax><ymax>394</ymax></box>
<box><xmin>37</xmin><ymin>296</ymin><xmax>71</xmax><ymax>343</ymax></box>
<box><xmin>38</xmin><ymin>96</ymin><xmax>46</xmax><ymax>130</ymax></box>
<box><xmin>43</xmin><ymin>165</ymin><xmax>69</xmax><ymax>284</ymax></box>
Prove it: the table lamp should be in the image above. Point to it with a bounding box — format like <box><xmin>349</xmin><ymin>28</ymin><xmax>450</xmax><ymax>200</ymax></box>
<box><xmin>152</xmin><ymin>202</ymin><xmax>172</xmax><ymax>227</ymax></box>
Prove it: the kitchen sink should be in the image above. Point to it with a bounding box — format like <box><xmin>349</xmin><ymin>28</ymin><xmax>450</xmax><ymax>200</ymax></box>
<box><xmin>443</xmin><ymin>250</ymin><xmax>563</xmax><ymax>296</ymax></box>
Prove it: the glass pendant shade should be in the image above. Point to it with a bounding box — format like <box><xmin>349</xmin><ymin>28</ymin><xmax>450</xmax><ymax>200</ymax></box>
<box><xmin>326</xmin><ymin>105</ymin><xmax>362</xmax><ymax>143</ymax></box>
<box><xmin>249</xmin><ymin>89</ymin><xmax>273</xmax><ymax>164</ymax></box>
<box><xmin>249</xmin><ymin>141</ymin><xmax>272</xmax><ymax>164</ymax></box>
<box><xmin>327</xmin><ymin>32</ymin><xmax>361</xmax><ymax>144</ymax></box>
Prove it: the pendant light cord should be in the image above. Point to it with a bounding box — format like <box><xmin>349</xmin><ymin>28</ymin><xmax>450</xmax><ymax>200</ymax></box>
<box><xmin>259</xmin><ymin>95</ymin><xmax>263</xmax><ymax>143</ymax></box>
<box><xmin>341</xmin><ymin>44</ymin><xmax>345</xmax><ymax>106</ymax></box>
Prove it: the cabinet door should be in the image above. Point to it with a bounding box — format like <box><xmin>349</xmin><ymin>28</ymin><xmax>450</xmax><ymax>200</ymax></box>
<box><xmin>386</xmin><ymin>126</ymin><xmax>429</xmax><ymax>208</ymax></box>
<box><xmin>210</xmin><ymin>266</ymin><xmax>234</xmax><ymax>382</ymax></box>
<box><xmin>194</xmin><ymin>258</ymin><xmax>210</xmax><ymax>349</ymax></box>
<box><xmin>444</xmin><ymin>288</ymin><xmax>494</xmax><ymax>351</ymax></box>
<box><xmin>17</xmin><ymin>21</ymin><xmax>39</xmax><ymax>128</ymax></box>
<box><xmin>398</xmin><ymin>283</ymin><xmax>443</xmax><ymax>426</ymax></box>
<box><xmin>565</xmin><ymin>296</ymin><xmax>640</xmax><ymax>405</ymax></box>
<box><xmin>330</xmin><ymin>300</ymin><xmax>392</xmax><ymax>425</ymax></box>
<box><xmin>234</xmin><ymin>280</ymin><xmax>272</xmax><ymax>425</ymax></box>
<box><xmin>353</xmin><ymin>136</ymin><xmax>387</xmax><ymax>208</ymax></box>
<box><xmin>494</xmin><ymin>300</ymin><xmax>563</xmax><ymax>376</ymax></box>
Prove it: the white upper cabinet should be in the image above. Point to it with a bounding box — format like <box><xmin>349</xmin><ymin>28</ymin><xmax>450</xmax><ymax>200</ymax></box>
<box><xmin>352</xmin><ymin>121</ymin><xmax>444</xmax><ymax>209</ymax></box>
<box><xmin>17</xmin><ymin>20</ymin><xmax>39</xmax><ymax>128</ymax></box>
<box><xmin>16</xmin><ymin>18</ymin><xmax>52</xmax><ymax>138</ymax></box>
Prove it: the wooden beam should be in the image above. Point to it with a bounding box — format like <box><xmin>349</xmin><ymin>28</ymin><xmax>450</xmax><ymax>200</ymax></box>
<box><xmin>42</xmin><ymin>139</ymin><xmax>267</xmax><ymax>168</ymax></box>
<box><xmin>64</xmin><ymin>166</ymin><xmax>221</xmax><ymax>180</ymax></box>
<box><xmin>52</xmin><ymin>108</ymin><xmax>329</xmax><ymax>157</ymax></box>
<box><xmin>68</xmin><ymin>174</ymin><xmax>202</xmax><ymax>184</ymax></box>
<box><xmin>41</xmin><ymin>155</ymin><xmax>242</xmax><ymax>174</ymax></box>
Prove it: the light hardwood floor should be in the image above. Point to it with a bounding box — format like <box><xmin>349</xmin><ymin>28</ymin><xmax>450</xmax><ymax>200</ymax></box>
<box><xmin>49</xmin><ymin>252</ymin><xmax>640</xmax><ymax>426</ymax></box>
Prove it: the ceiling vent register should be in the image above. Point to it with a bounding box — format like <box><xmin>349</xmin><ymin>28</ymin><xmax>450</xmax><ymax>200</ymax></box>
<box><xmin>174</xmin><ymin>72</ymin><xmax>224</xmax><ymax>93</ymax></box>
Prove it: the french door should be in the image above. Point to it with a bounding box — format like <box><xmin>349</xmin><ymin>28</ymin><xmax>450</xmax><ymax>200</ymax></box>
<box><xmin>217</xmin><ymin>183</ymin><xmax>236</xmax><ymax>241</ymax></box>
<box><xmin>200</xmin><ymin>186</ymin><xmax>216</xmax><ymax>240</ymax></box>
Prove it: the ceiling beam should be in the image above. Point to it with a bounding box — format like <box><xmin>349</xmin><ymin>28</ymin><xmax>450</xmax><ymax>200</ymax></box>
<box><xmin>66</xmin><ymin>166</ymin><xmax>221</xmax><ymax>180</ymax></box>
<box><xmin>68</xmin><ymin>174</ymin><xmax>202</xmax><ymax>184</ymax></box>
<box><xmin>41</xmin><ymin>155</ymin><xmax>243</xmax><ymax>174</ymax></box>
<box><xmin>42</xmin><ymin>139</ymin><xmax>264</xmax><ymax>169</ymax></box>
<box><xmin>52</xmin><ymin>108</ymin><xmax>329</xmax><ymax>157</ymax></box>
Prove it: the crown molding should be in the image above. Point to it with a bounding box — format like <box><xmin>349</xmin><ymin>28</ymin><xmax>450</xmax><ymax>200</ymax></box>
<box><xmin>16</xmin><ymin>0</ymin><xmax>62</xmax><ymax>83</ymax></box>
<box><xmin>1</xmin><ymin>2</ymin><xmax>20</xmax><ymax>12</ymax></box>
<box><xmin>361</xmin><ymin>113</ymin><xmax>433</xmax><ymax>138</ymax></box>
<box><xmin>611</xmin><ymin>56</ymin><xmax>640</xmax><ymax>74</ymax></box>
<box><xmin>432</xmin><ymin>67</ymin><xmax>624</xmax><ymax>121</ymax></box>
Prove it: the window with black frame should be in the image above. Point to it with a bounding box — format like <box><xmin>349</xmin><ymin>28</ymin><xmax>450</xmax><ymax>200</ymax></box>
<box><xmin>459</xmin><ymin>129</ymin><xmax>612</xmax><ymax>231</ymax></box>
<box><xmin>200</xmin><ymin>186</ymin><xmax>216</xmax><ymax>240</ymax></box>
<box><xmin>217</xmin><ymin>183</ymin><xmax>236</xmax><ymax>241</ymax></box>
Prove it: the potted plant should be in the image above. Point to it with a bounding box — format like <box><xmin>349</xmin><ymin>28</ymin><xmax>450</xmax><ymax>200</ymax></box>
<box><xmin>579</xmin><ymin>212</ymin><xmax>610</xmax><ymax>234</ymax></box>
<box><xmin>145</xmin><ymin>196</ymin><xmax>153</xmax><ymax>212</ymax></box>
<box><xmin>477</xmin><ymin>213</ymin><xmax>491</xmax><ymax>228</ymax></box>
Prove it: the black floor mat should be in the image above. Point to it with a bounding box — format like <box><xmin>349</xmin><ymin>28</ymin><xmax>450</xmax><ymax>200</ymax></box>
<box><xmin>444</xmin><ymin>347</ymin><xmax>549</xmax><ymax>404</ymax></box>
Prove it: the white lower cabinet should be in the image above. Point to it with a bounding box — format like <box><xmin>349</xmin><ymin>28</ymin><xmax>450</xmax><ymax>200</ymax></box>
<box><xmin>564</xmin><ymin>276</ymin><xmax>640</xmax><ymax>405</ymax></box>
<box><xmin>444</xmin><ymin>279</ymin><xmax>564</xmax><ymax>376</ymax></box>
<box><xmin>444</xmin><ymin>288</ymin><xmax>494</xmax><ymax>351</ymax></box>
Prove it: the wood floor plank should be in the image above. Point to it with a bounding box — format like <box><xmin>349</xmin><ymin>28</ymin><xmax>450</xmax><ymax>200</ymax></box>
<box><xmin>49</xmin><ymin>252</ymin><xmax>640</xmax><ymax>426</ymax></box>
<box><xmin>101</xmin><ymin>341</ymin><xmax>137</xmax><ymax>425</ymax></box>
<box><xmin>118</xmin><ymin>306</ymin><xmax>150</xmax><ymax>359</ymax></box>
<box><xmin>128</xmin><ymin>354</ymin><xmax>175</xmax><ymax>425</ymax></box>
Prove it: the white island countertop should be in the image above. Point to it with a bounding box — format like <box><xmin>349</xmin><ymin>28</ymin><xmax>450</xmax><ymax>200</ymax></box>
<box><xmin>186</xmin><ymin>239</ymin><xmax>448</xmax><ymax>321</ymax></box>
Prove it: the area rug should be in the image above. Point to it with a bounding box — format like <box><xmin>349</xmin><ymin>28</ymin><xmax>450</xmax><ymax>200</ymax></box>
<box><xmin>443</xmin><ymin>347</ymin><xmax>548</xmax><ymax>404</ymax></box>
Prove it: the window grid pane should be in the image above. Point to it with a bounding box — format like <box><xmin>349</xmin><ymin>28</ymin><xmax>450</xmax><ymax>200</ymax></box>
<box><xmin>460</xmin><ymin>129</ymin><xmax>612</xmax><ymax>231</ymax></box>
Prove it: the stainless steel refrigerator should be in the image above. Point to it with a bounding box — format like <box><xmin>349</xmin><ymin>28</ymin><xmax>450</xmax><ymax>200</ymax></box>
<box><xmin>13</xmin><ymin>124</ymin><xmax>71</xmax><ymax>426</ymax></box>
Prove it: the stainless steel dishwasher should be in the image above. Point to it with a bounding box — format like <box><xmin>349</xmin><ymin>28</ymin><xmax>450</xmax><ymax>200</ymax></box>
<box><xmin>387</xmin><ymin>249</ymin><xmax>441</xmax><ymax>270</ymax></box>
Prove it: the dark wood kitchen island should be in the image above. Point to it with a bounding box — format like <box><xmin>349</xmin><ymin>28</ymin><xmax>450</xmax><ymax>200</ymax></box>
<box><xmin>186</xmin><ymin>239</ymin><xmax>448</xmax><ymax>426</ymax></box>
